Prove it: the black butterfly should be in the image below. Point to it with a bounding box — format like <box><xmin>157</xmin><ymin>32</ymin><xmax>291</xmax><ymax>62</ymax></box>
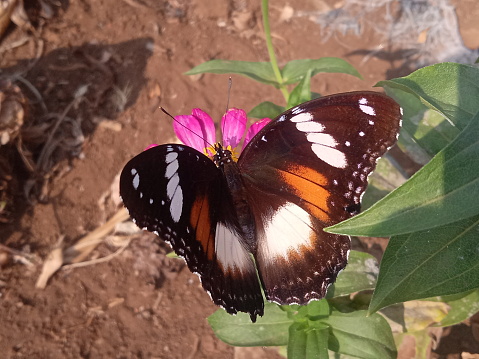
<box><xmin>120</xmin><ymin>91</ymin><xmax>402</xmax><ymax>322</ymax></box>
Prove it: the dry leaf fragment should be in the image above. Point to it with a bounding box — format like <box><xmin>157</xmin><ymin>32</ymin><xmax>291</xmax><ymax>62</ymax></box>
<box><xmin>35</xmin><ymin>236</ymin><xmax>64</xmax><ymax>289</ymax></box>
<box><xmin>63</xmin><ymin>207</ymin><xmax>130</xmax><ymax>264</ymax></box>
<box><xmin>0</xmin><ymin>0</ymin><xmax>18</xmax><ymax>37</ymax></box>
<box><xmin>0</xmin><ymin>79</ymin><xmax>26</xmax><ymax>146</ymax></box>
<box><xmin>36</xmin><ymin>208</ymin><xmax>131</xmax><ymax>289</ymax></box>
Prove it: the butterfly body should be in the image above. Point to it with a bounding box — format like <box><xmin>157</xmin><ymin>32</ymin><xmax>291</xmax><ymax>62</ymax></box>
<box><xmin>120</xmin><ymin>91</ymin><xmax>402</xmax><ymax>322</ymax></box>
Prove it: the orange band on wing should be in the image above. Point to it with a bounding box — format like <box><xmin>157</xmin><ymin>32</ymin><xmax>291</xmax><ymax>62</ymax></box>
<box><xmin>190</xmin><ymin>194</ymin><xmax>215</xmax><ymax>260</ymax></box>
<box><xmin>278</xmin><ymin>167</ymin><xmax>331</xmax><ymax>222</ymax></box>
<box><xmin>289</xmin><ymin>165</ymin><xmax>328</xmax><ymax>186</ymax></box>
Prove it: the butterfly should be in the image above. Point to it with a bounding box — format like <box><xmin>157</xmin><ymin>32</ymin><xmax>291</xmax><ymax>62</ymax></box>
<box><xmin>119</xmin><ymin>91</ymin><xmax>402</xmax><ymax>322</ymax></box>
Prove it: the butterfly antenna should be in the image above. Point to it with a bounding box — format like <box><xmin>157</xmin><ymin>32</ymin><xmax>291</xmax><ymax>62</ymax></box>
<box><xmin>160</xmin><ymin>107</ymin><xmax>214</xmax><ymax>148</ymax></box>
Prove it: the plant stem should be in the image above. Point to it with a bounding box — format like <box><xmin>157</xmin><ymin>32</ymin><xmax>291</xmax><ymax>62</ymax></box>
<box><xmin>261</xmin><ymin>0</ymin><xmax>289</xmax><ymax>101</ymax></box>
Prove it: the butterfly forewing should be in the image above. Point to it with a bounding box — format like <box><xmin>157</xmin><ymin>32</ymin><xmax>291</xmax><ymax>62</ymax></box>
<box><xmin>238</xmin><ymin>91</ymin><xmax>401</xmax><ymax>305</ymax></box>
<box><xmin>120</xmin><ymin>144</ymin><xmax>264</xmax><ymax>321</ymax></box>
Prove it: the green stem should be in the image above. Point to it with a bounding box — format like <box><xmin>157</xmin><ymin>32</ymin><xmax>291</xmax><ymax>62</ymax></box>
<box><xmin>261</xmin><ymin>0</ymin><xmax>289</xmax><ymax>101</ymax></box>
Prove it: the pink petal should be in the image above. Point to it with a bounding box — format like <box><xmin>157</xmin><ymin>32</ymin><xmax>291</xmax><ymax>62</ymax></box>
<box><xmin>174</xmin><ymin>108</ymin><xmax>216</xmax><ymax>152</ymax></box>
<box><xmin>242</xmin><ymin>118</ymin><xmax>272</xmax><ymax>150</ymax></box>
<box><xmin>221</xmin><ymin>108</ymin><xmax>247</xmax><ymax>149</ymax></box>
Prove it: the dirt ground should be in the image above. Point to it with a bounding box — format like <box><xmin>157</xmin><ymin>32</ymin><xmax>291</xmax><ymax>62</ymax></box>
<box><xmin>1</xmin><ymin>0</ymin><xmax>479</xmax><ymax>358</ymax></box>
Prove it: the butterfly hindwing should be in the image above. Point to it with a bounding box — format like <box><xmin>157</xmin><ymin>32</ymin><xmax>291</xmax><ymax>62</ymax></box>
<box><xmin>120</xmin><ymin>144</ymin><xmax>264</xmax><ymax>321</ymax></box>
<box><xmin>239</xmin><ymin>91</ymin><xmax>401</xmax><ymax>304</ymax></box>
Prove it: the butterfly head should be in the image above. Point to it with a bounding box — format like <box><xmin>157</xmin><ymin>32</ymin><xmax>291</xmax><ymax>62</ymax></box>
<box><xmin>209</xmin><ymin>143</ymin><xmax>238</xmax><ymax>166</ymax></box>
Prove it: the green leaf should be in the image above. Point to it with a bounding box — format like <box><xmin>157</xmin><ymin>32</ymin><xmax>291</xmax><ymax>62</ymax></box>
<box><xmin>377</xmin><ymin>62</ymin><xmax>479</xmax><ymax>130</ymax></box>
<box><xmin>248</xmin><ymin>101</ymin><xmax>285</xmax><ymax>119</ymax></box>
<box><xmin>431</xmin><ymin>289</ymin><xmax>479</xmax><ymax>327</ymax></box>
<box><xmin>326</xmin><ymin>251</ymin><xmax>379</xmax><ymax>298</ymax></box>
<box><xmin>325</xmin><ymin>310</ymin><xmax>396</xmax><ymax>359</ymax></box>
<box><xmin>185</xmin><ymin>60</ymin><xmax>278</xmax><ymax>86</ymax></box>
<box><xmin>208</xmin><ymin>302</ymin><xmax>292</xmax><ymax>346</ymax></box>
<box><xmin>384</xmin><ymin>87</ymin><xmax>460</xmax><ymax>162</ymax></box>
<box><xmin>281</xmin><ymin>58</ymin><xmax>362</xmax><ymax>85</ymax></box>
<box><xmin>306</xmin><ymin>300</ymin><xmax>331</xmax><ymax>319</ymax></box>
<box><xmin>288</xmin><ymin>323</ymin><xmax>330</xmax><ymax>359</ymax></box>
<box><xmin>369</xmin><ymin>213</ymin><xmax>479</xmax><ymax>313</ymax></box>
<box><xmin>327</xmin><ymin>108</ymin><xmax>479</xmax><ymax>237</ymax></box>
<box><xmin>288</xmin><ymin>69</ymin><xmax>312</xmax><ymax>109</ymax></box>
<box><xmin>288</xmin><ymin>323</ymin><xmax>308</xmax><ymax>358</ymax></box>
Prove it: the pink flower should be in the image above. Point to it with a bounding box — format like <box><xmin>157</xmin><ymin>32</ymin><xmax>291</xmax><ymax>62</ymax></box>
<box><xmin>174</xmin><ymin>108</ymin><xmax>271</xmax><ymax>158</ymax></box>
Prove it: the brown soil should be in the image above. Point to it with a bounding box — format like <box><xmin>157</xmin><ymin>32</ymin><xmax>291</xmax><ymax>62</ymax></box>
<box><xmin>1</xmin><ymin>0</ymin><xmax>478</xmax><ymax>358</ymax></box>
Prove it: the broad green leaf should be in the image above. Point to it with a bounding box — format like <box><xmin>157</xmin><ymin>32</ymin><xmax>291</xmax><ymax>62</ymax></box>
<box><xmin>284</xmin><ymin>300</ymin><xmax>330</xmax><ymax>323</ymax></box>
<box><xmin>248</xmin><ymin>101</ymin><xmax>285</xmax><ymax>119</ymax></box>
<box><xmin>281</xmin><ymin>58</ymin><xmax>362</xmax><ymax>85</ymax></box>
<box><xmin>327</xmin><ymin>108</ymin><xmax>479</xmax><ymax>237</ymax></box>
<box><xmin>368</xmin><ymin>213</ymin><xmax>479</xmax><ymax>313</ymax></box>
<box><xmin>325</xmin><ymin>310</ymin><xmax>396</xmax><ymax>359</ymax></box>
<box><xmin>377</xmin><ymin>62</ymin><xmax>479</xmax><ymax>130</ymax></box>
<box><xmin>384</xmin><ymin>87</ymin><xmax>459</xmax><ymax>162</ymax></box>
<box><xmin>306</xmin><ymin>300</ymin><xmax>331</xmax><ymax>319</ymax></box>
<box><xmin>288</xmin><ymin>323</ymin><xmax>329</xmax><ymax>359</ymax></box>
<box><xmin>326</xmin><ymin>251</ymin><xmax>379</xmax><ymax>298</ymax></box>
<box><xmin>288</xmin><ymin>323</ymin><xmax>308</xmax><ymax>358</ymax></box>
<box><xmin>431</xmin><ymin>289</ymin><xmax>479</xmax><ymax>327</ymax></box>
<box><xmin>208</xmin><ymin>302</ymin><xmax>292</xmax><ymax>346</ymax></box>
<box><xmin>380</xmin><ymin>301</ymin><xmax>449</xmax><ymax>333</ymax></box>
<box><xmin>185</xmin><ymin>60</ymin><xmax>278</xmax><ymax>86</ymax></box>
<box><xmin>288</xmin><ymin>69</ymin><xmax>312</xmax><ymax>109</ymax></box>
<box><xmin>307</xmin><ymin>328</ymin><xmax>330</xmax><ymax>359</ymax></box>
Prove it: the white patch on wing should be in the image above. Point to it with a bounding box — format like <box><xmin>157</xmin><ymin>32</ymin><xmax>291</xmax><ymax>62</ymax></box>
<box><xmin>167</xmin><ymin>173</ymin><xmax>179</xmax><ymax>199</ymax></box>
<box><xmin>162</xmin><ymin>151</ymin><xmax>183</xmax><ymax>222</ymax></box>
<box><xmin>291</xmin><ymin>106</ymin><xmax>304</xmax><ymax>115</ymax></box>
<box><xmin>311</xmin><ymin>144</ymin><xmax>347</xmax><ymax>168</ymax></box>
<box><xmin>295</xmin><ymin>121</ymin><xmax>325</xmax><ymax>133</ymax></box>
<box><xmin>359</xmin><ymin>98</ymin><xmax>376</xmax><ymax>116</ymax></box>
<box><xmin>290</xmin><ymin>112</ymin><xmax>313</xmax><ymax>123</ymax></box>
<box><xmin>170</xmin><ymin>186</ymin><xmax>183</xmax><ymax>222</ymax></box>
<box><xmin>132</xmin><ymin>170</ymin><xmax>140</xmax><ymax>190</ymax></box>
<box><xmin>165</xmin><ymin>151</ymin><xmax>178</xmax><ymax>163</ymax></box>
<box><xmin>259</xmin><ymin>203</ymin><xmax>313</xmax><ymax>260</ymax></box>
<box><xmin>306</xmin><ymin>133</ymin><xmax>338</xmax><ymax>147</ymax></box>
<box><xmin>166</xmin><ymin>172</ymin><xmax>183</xmax><ymax>222</ymax></box>
<box><xmin>360</xmin><ymin>104</ymin><xmax>376</xmax><ymax>116</ymax></box>
<box><xmin>215</xmin><ymin>223</ymin><xmax>253</xmax><ymax>272</ymax></box>
<box><xmin>165</xmin><ymin>158</ymin><xmax>179</xmax><ymax>179</ymax></box>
